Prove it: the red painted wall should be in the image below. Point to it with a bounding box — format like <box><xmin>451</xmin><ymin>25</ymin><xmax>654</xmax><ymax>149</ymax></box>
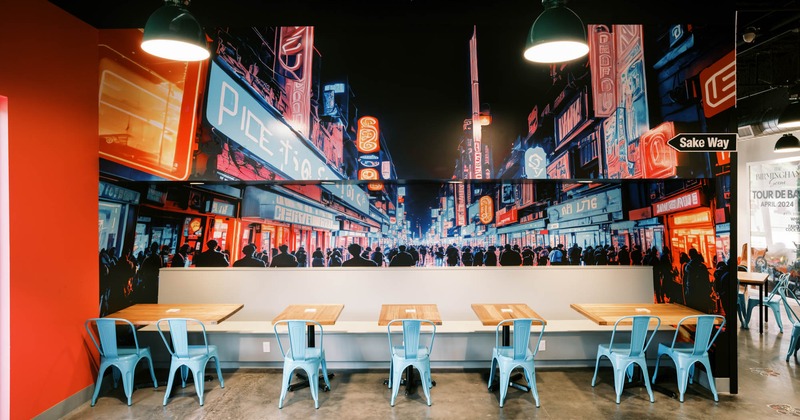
<box><xmin>0</xmin><ymin>1</ymin><xmax>99</xmax><ymax>418</ymax></box>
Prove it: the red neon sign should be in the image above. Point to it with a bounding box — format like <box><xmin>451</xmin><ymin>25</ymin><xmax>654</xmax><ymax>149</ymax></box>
<box><xmin>641</xmin><ymin>121</ymin><xmax>678</xmax><ymax>178</ymax></box>
<box><xmin>700</xmin><ymin>50</ymin><xmax>736</xmax><ymax>119</ymax></box>
<box><xmin>358</xmin><ymin>168</ymin><xmax>380</xmax><ymax>180</ymax></box>
<box><xmin>589</xmin><ymin>25</ymin><xmax>616</xmax><ymax>118</ymax></box>
<box><xmin>495</xmin><ymin>207</ymin><xmax>519</xmax><ymax>227</ymax></box>
<box><xmin>356</xmin><ymin>116</ymin><xmax>380</xmax><ymax>153</ymax></box>
<box><xmin>652</xmin><ymin>190</ymin><xmax>702</xmax><ymax>216</ymax></box>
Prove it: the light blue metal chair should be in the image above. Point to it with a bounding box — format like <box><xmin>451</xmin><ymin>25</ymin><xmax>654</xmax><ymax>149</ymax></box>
<box><xmin>776</xmin><ymin>274</ymin><xmax>800</xmax><ymax>362</ymax></box>
<box><xmin>156</xmin><ymin>318</ymin><xmax>224</xmax><ymax>406</ymax></box>
<box><xmin>487</xmin><ymin>318</ymin><xmax>546</xmax><ymax>407</ymax></box>
<box><xmin>273</xmin><ymin>320</ymin><xmax>330</xmax><ymax>409</ymax></box>
<box><xmin>651</xmin><ymin>314</ymin><xmax>725</xmax><ymax>402</ymax></box>
<box><xmin>746</xmin><ymin>274</ymin><xmax>788</xmax><ymax>333</ymax></box>
<box><xmin>592</xmin><ymin>315</ymin><xmax>661</xmax><ymax>404</ymax></box>
<box><xmin>387</xmin><ymin>319</ymin><xmax>436</xmax><ymax>406</ymax></box>
<box><xmin>736</xmin><ymin>266</ymin><xmax>748</xmax><ymax>327</ymax></box>
<box><xmin>85</xmin><ymin>318</ymin><xmax>158</xmax><ymax>406</ymax></box>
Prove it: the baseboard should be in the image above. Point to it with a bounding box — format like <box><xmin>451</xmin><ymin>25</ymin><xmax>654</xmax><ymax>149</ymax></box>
<box><xmin>33</xmin><ymin>384</ymin><xmax>93</xmax><ymax>420</ymax></box>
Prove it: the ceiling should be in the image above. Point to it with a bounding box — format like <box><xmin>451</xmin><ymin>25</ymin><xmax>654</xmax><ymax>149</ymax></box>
<box><xmin>49</xmin><ymin>1</ymin><xmax>800</xmax><ymax>132</ymax></box>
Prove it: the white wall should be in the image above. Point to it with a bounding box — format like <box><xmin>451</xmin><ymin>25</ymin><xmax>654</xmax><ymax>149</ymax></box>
<box><xmin>736</xmin><ymin>133</ymin><xmax>800</xmax><ymax>265</ymax></box>
<box><xmin>159</xmin><ymin>266</ymin><xmax>656</xmax><ymax>323</ymax></box>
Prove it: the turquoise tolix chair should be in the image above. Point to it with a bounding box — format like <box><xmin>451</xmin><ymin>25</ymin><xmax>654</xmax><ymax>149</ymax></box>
<box><xmin>592</xmin><ymin>315</ymin><xmax>661</xmax><ymax>404</ymax></box>
<box><xmin>273</xmin><ymin>320</ymin><xmax>330</xmax><ymax>409</ymax></box>
<box><xmin>651</xmin><ymin>314</ymin><xmax>725</xmax><ymax>402</ymax></box>
<box><xmin>85</xmin><ymin>318</ymin><xmax>158</xmax><ymax>406</ymax></box>
<box><xmin>746</xmin><ymin>273</ymin><xmax>790</xmax><ymax>333</ymax></box>
<box><xmin>156</xmin><ymin>318</ymin><xmax>224</xmax><ymax>406</ymax></box>
<box><xmin>776</xmin><ymin>274</ymin><xmax>800</xmax><ymax>362</ymax></box>
<box><xmin>387</xmin><ymin>319</ymin><xmax>436</xmax><ymax>406</ymax></box>
<box><xmin>487</xmin><ymin>318</ymin><xmax>546</xmax><ymax>407</ymax></box>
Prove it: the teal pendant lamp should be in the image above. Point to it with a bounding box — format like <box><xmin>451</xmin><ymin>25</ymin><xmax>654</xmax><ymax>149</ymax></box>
<box><xmin>141</xmin><ymin>0</ymin><xmax>209</xmax><ymax>61</ymax></box>
<box><xmin>524</xmin><ymin>0</ymin><xmax>589</xmax><ymax>63</ymax></box>
<box><xmin>774</xmin><ymin>133</ymin><xmax>800</xmax><ymax>153</ymax></box>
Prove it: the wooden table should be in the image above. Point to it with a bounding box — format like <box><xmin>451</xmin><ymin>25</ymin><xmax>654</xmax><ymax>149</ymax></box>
<box><xmin>738</xmin><ymin>271</ymin><xmax>769</xmax><ymax>334</ymax></box>
<box><xmin>378</xmin><ymin>304</ymin><xmax>442</xmax><ymax>326</ymax></box>
<box><xmin>471</xmin><ymin>303</ymin><xmax>546</xmax><ymax>346</ymax></box>
<box><xmin>570</xmin><ymin>303</ymin><xmax>713</xmax><ymax>326</ymax></box>
<box><xmin>272</xmin><ymin>304</ymin><xmax>344</xmax><ymax>392</ymax></box>
<box><xmin>105</xmin><ymin>303</ymin><xmax>244</xmax><ymax>326</ymax></box>
<box><xmin>472</xmin><ymin>303</ymin><xmax>546</xmax><ymax>393</ymax></box>
<box><xmin>379</xmin><ymin>304</ymin><xmax>441</xmax><ymax>395</ymax></box>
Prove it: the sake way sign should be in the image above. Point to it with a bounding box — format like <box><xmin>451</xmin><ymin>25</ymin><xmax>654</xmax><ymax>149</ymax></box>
<box><xmin>667</xmin><ymin>133</ymin><xmax>737</xmax><ymax>152</ymax></box>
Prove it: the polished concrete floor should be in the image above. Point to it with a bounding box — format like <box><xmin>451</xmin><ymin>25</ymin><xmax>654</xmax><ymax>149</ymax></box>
<box><xmin>64</xmin><ymin>315</ymin><xmax>800</xmax><ymax>419</ymax></box>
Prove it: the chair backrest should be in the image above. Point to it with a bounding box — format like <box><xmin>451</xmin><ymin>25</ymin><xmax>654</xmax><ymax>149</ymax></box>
<box><xmin>85</xmin><ymin>318</ymin><xmax>139</xmax><ymax>358</ymax></box>
<box><xmin>610</xmin><ymin>315</ymin><xmax>660</xmax><ymax>357</ymax></box>
<box><xmin>386</xmin><ymin>319</ymin><xmax>436</xmax><ymax>360</ymax></box>
<box><xmin>671</xmin><ymin>315</ymin><xmax>726</xmax><ymax>356</ymax></box>
<box><xmin>272</xmin><ymin>320</ymin><xmax>323</xmax><ymax>361</ymax></box>
<box><xmin>777</xmin><ymin>274</ymin><xmax>800</xmax><ymax>324</ymax></box>
<box><xmin>156</xmin><ymin>318</ymin><xmax>210</xmax><ymax>358</ymax></box>
<box><xmin>495</xmin><ymin>318</ymin><xmax>546</xmax><ymax>360</ymax></box>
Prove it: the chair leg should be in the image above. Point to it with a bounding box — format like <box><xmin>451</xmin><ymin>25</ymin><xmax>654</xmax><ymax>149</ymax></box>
<box><xmin>769</xmin><ymin>304</ymin><xmax>784</xmax><ymax>333</ymax></box>
<box><xmin>278</xmin><ymin>367</ymin><xmax>292</xmax><ymax>409</ymax></box>
<box><xmin>163</xmin><ymin>363</ymin><xmax>179</xmax><ymax>406</ymax></box>
<box><xmin>122</xmin><ymin>369</ymin><xmax>134</xmax><ymax>406</ymax></box>
<box><xmin>144</xmin><ymin>356</ymin><xmax>158</xmax><ymax>389</ymax></box>
<box><xmin>676</xmin><ymin>364</ymin><xmax>690</xmax><ymax>403</ymax></box>
<box><xmin>419</xmin><ymin>367</ymin><xmax>432</xmax><ymax>406</ymax></box>
<box><xmin>307</xmin><ymin>366</ymin><xmax>320</xmax><ymax>409</ymax></box>
<box><xmin>180</xmin><ymin>365</ymin><xmax>189</xmax><ymax>388</ymax></box>
<box><xmin>498</xmin><ymin>368</ymin><xmax>511</xmax><ymax>408</ymax></box>
<box><xmin>613</xmin><ymin>363</ymin><xmax>627</xmax><ymax>404</ymax></box>
<box><xmin>91</xmin><ymin>363</ymin><xmax>110</xmax><ymax>406</ymax></box>
<box><xmin>487</xmin><ymin>357</ymin><xmax>497</xmax><ymax>389</ymax></box>
<box><xmin>192</xmin><ymin>365</ymin><xmax>205</xmax><ymax>406</ymax></box>
<box><xmin>699</xmin><ymin>359</ymin><xmax>718</xmax><ymax>402</ymax></box>
<box><xmin>321</xmin><ymin>357</ymin><xmax>331</xmax><ymax>390</ymax></box>
<box><xmin>387</xmin><ymin>361</ymin><xmax>393</xmax><ymax>389</ymax></box>
<box><xmin>651</xmin><ymin>353</ymin><xmax>663</xmax><ymax>384</ymax></box>
<box><xmin>212</xmin><ymin>356</ymin><xmax>224</xmax><ymax>388</ymax></box>
<box><xmin>390</xmin><ymin>363</ymin><xmax>404</xmax><ymax>406</ymax></box>
<box><xmin>526</xmin><ymin>365</ymin><xmax>540</xmax><ymax>408</ymax></box>
<box><xmin>591</xmin><ymin>353</ymin><xmax>603</xmax><ymax>387</ymax></box>
<box><xmin>637</xmin><ymin>361</ymin><xmax>654</xmax><ymax>403</ymax></box>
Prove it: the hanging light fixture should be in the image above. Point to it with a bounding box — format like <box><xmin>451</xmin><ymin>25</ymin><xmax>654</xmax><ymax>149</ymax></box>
<box><xmin>524</xmin><ymin>0</ymin><xmax>589</xmax><ymax>63</ymax></box>
<box><xmin>774</xmin><ymin>133</ymin><xmax>800</xmax><ymax>153</ymax></box>
<box><xmin>141</xmin><ymin>0</ymin><xmax>209</xmax><ymax>61</ymax></box>
<box><xmin>777</xmin><ymin>101</ymin><xmax>800</xmax><ymax>129</ymax></box>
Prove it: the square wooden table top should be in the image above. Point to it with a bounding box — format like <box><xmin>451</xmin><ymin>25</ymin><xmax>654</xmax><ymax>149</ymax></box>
<box><xmin>105</xmin><ymin>303</ymin><xmax>244</xmax><ymax>326</ymax></box>
<box><xmin>378</xmin><ymin>304</ymin><xmax>442</xmax><ymax>326</ymax></box>
<box><xmin>471</xmin><ymin>303</ymin><xmax>547</xmax><ymax>326</ymax></box>
<box><xmin>738</xmin><ymin>271</ymin><xmax>769</xmax><ymax>285</ymax></box>
<box><xmin>570</xmin><ymin>303</ymin><xmax>714</xmax><ymax>326</ymax></box>
<box><xmin>271</xmin><ymin>304</ymin><xmax>344</xmax><ymax>325</ymax></box>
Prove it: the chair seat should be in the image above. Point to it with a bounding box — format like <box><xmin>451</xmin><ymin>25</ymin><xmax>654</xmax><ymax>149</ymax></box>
<box><xmin>115</xmin><ymin>347</ymin><xmax>151</xmax><ymax>359</ymax></box>
<box><xmin>286</xmin><ymin>347</ymin><xmax>323</xmax><ymax>362</ymax></box>
<box><xmin>749</xmin><ymin>294</ymin><xmax>781</xmax><ymax>304</ymax></box>
<box><xmin>173</xmin><ymin>345</ymin><xmax>219</xmax><ymax>361</ymax></box>
<box><xmin>392</xmin><ymin>346</ymin><xmax>429</xmax><ymax>360</ymax></box>
<box><xmin>494</xmin><ymin>346</ymin><xmax>534</xmax><ymax>361</ymax></box>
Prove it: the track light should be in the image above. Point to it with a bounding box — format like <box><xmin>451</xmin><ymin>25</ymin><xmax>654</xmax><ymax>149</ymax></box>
<box><xmin>774</xmin><ymin>133</ymin><xmax>800</xmax><ymax>153</ymax></box>
<box><xmin>524</xmin><ymin>0</ymin><xmax>589</xmax><ymax>63</ymax></box>
<box><xmin>742</xmin><ymin>26</ymin><xmax>758</xmax><ymax>43</ymax></box>
<box><xmin>141</xmin><ymin>0</ymin><xmax>209</xmax><ymax>61</ymax></box>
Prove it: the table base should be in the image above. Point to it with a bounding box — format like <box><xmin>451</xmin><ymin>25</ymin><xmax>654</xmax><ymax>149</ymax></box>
<box><xmin>288</xmin><ymin>371</ymin><xmax>333</xmax><ymax>392</ymax></box>
<box><xmin>383</xmin><ymin>366</ymin><xmax>436</xmax><ymax>396</ymax></box>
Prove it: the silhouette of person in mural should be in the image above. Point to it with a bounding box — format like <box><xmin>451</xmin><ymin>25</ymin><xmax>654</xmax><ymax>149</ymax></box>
<box><xmin>342</xmin><ymin>243</ymin><xmax>378</xmax><ymax>267</ymax></box>
<box><xmin>171</xmin><ymin>244</ymin><xmax>191</xmax><ymax>268</ymax></box>
<box><xmin>484</xmin><ymin>245</ymin><xmax>498</xmax><ymax>266</ymax></box>
<box><xmin>193</xmin><ymin>239</ymin><xmax>230</xmax><ymax>267</ymax></box>
<box><xmin>312</xmin><ymin>247</ymin><xmax>326</xmax><ymax>267</ymax></box>
<box><xmin>295</xmin><ymin>246</ymin><xmax>308</xmax><ymax>267</ymax></box>
<box><xmin>270</xmin><ymin>244</ymin><xmax>299</xmax><ymax>267</ymax></box>
<box><xmin>390</xmin><ymin>245</ymin><xmax>415</xmax><ymax>267</ymax></box>
<box><xmin>138</xmin><ymin>242</ymin><xmax>163</xmax><ymax>303</ymax></box>
<box><xmin>233</xmin><ymin>244</ymin><xmax>267</xmax><ymax>267</ymax></box>
<box><xmin>499</xmin><ymin>244</ymin><xmax>522</xmax><ymax>266</ymax></box>
<box><xmin>684</xmin><ymin>248</ymin><xmax>715</xmax><ymax>313</ymax></box>
<box><xmin>371</xmin><ymin>246</ymin><xmax>385</xmax><ymax>267</ymax></box>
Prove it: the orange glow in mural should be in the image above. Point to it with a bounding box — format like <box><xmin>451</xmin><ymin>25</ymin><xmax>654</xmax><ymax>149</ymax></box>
<box><xmin>356</xmin><ymin>116</ymin><xmax>380</xmax><ymax>153</ymax></box>
<box><xmin>478</xmin><ymin>196</ymin><xmax>494</xmax><ymax>224</ymax></box>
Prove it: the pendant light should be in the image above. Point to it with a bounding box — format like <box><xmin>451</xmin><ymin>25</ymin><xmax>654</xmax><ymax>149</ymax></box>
<box><xmin>524</xmin><ymin>0</ymin><xmax>589</xmax><ymax>63</ymax></box>
<box><xmin>774</xmin><ymin>133</ymin><xmax>800</xmax><ymax>153</ymax></box>
<box><xmin>777</xmin><ymin>101</ymin><xmax>800</xmax><ymax>129</ymax></box>
<box><xmin>141</xmin><ymin>0</ymin><xmax>209</xmax><ymax>61</ymax></box>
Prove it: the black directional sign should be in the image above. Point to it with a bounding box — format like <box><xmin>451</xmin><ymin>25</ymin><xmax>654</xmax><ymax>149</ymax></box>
<box><xmin>667</xmin><ymin>133</ymin><xmax>737</xmax><ymax>152</ymax></box>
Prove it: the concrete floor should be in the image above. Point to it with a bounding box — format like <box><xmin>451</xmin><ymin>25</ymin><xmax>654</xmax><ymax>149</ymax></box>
<box><xmin>64</xmin><ymin>316</ymin><xmax>800</xmax><ymax>419</ymax></box>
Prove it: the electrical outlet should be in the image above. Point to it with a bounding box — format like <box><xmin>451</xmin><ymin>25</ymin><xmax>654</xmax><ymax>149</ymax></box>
<box><xmin>538</xmin><ymin>340</ymin><xmax>546</xmax><ymax>352</ymax></box>
<box><xmin>262</xmin><ymin>342</ymin><xmax>270</xmax><ymax>352</ymax></box>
